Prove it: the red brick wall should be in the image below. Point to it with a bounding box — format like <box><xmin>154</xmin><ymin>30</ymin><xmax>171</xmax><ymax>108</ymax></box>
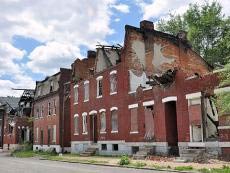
<box><xmin>33</xmin><ymin>94</ymin><xmax>60</xmax><ymax>145</ymax></box>
<box><xmin>70</xmin><ymin>24</ymin><xmax>220</xmax><ymax>144</ymax></box>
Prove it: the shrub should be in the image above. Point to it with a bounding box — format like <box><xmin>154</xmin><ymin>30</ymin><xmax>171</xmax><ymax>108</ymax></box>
<box><xmin>118</xmin><ymin>155</ymin><xmax>130</xmax><ymax>165</ymax></box>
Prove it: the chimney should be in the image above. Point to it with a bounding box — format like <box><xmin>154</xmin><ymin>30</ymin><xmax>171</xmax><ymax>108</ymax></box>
<box><xmin>177</xmin><ymin>30</ymin><xmax>187</xmax><ymax>41</ymax></box>
<box><xmin>87</xmin><ymin>50</ymin><xmax>96</xmax><ymax>59</ymax></box>
<box><xmin>140</xmin><ymin>20</ymin><xmax>154</xmax><ymax>30</ymax></box>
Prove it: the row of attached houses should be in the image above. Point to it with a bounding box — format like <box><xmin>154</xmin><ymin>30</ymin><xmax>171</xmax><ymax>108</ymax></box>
<box><xmin>0</xmin><ymin>89</ymin><xmax>34</xmax><ymax>150</ymax></box>
<box><xmin>30</xmin><ymin>21</ymin><xmax>230</xmax><ymax>160</ymax></box>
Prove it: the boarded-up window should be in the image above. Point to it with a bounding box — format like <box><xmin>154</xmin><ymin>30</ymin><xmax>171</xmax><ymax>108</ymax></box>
<box><xmin>84</xmin><ymin>81</ymin><xmax>89</xmax><ymax>101</ymax></box>
<box><xmin>111</xmin><ymin>110</ymin><xmax>118</xmax><ymax>132</ymax></box>
<box><xmin>82</xmin><ymin>114</ymin><xmax>88</xmax><ymax>133</ymax></box>
<box><xmin>144</xmin><ymin>106</ymin><xmax>154</xmax><ymax>140</ymax></box>
<box><xmin>73</xmin><ymin>85</ymin><xmax>78</xmax><ymax>103</ymax></box>
<box><xmin>130</xmin><ymin>108</ymin><xmax>138</xmax><ymax>132</ymax></box>
<box><xmin>36</xmin><ymin>127</ymin><xmax>39</xmax><ymax>142</ymax></box>
<box><xmin>189</xmin><ymin>104</ymin><xmax>202</xmax><ymax>125</ymax></box>
<box><xmin>110</xmin><ymin>73</ymin><xmax>117</xmax><ymax>94</ymax></box>
<box><xmin>74</xmin><ymin>115</ymin><xmax>79</xmax><ymax>134</ymax></box>
<box><xmin>48</xmin><ymin>126</ymin><xmax>51</xmax><ymax>145</ymax></box>
<box><xmin>52</xmin><ymin>125</ymin><xmax>56</xmax><ymax>142</ymax></box>
<box><xmin>100</xmin><ymin>112</ymin><xmax>106</xmax><ymax>132</ymax></box>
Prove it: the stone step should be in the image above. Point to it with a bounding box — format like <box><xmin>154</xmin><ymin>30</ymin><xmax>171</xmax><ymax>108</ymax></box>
<box><xmin>174</xmin><ymin>157</ymin><xmax>188</xmax><ymax>163</ymax></box>
<box><xmin>133</xmin><ymin>154</ymin><xmax>147</xmax><ymax>160</ymax></box>
<box><xmin>180</xmin><ymin>149</ymin><xmax>205</xmax><ymax>154</ymax></box>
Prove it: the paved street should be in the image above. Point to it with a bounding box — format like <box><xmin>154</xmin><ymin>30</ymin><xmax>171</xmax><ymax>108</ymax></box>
<box><xmin>0</xmin><ymin>153</ymin><xmax>166</xmax><ymax>173</ymax></box>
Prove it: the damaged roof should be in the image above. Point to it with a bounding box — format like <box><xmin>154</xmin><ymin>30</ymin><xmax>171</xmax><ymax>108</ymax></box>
<box><xmin>0</xmin><ymin>97</ymin><xmax>20</xmax><ymax>109</ymax></box>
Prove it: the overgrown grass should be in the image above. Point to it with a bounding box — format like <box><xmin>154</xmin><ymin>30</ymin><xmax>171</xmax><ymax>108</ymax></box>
<box><xmin>199</xmin><ymin>165</ymin><xmax>230</xmax><ymax>173</ymax></box>
<box><xmin>46</xmin><ymin>155</ymin><xmax>108</xmax><ymax>164</ymax></box>
<box><xmin>175</xmin><ymin>165</ymin><xmax>193</xmax><ymax>171</ymax></box>
<box><xmin>130</xmin><ymin>161</ymin><xmax>147</xmax><ymax>168</ymax></box>
<box><xmin>151</xmin><ymin>164</ymin><xmax>168</xmax><ymax>170</ymax></box>
<box><xmin>12</xmin><ymin>150</ymin><xmax>35</xmax><ymax>158</ymax></box>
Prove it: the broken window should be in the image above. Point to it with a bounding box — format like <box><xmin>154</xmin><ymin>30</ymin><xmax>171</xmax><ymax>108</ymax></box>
<box><xmin>97</xmin><ymin>76</ymin><xmax>103</xmax><ymax>97</ymax></box>
<box><xmin>52</xmin><ymin>125</ymin><xmax>56</xmax><ymax>143</ymax></box>
<box><xmin>111</xmin><ymin>109</ymin><xmax>118</xmax><ymax>132</ymax></box>
<box><xmin>110</xmin><ymin>71</ymin><xmax>117</xmax><ymax>94</ymax></box>
<box><xmin>82</xmin><ymin>113</ymin><xmax>88</xmax><ymax>134</ymax></box>
<box><xmin>84</xmin><ymin>81</ymin><xmax>89</xmax><ymax>101</ymax></box>
<box><xmin>40</xmin><ymin>105</ymin><xmax>44</xmax><ymax>117</ymax></box>
<box><xmin>130</xmin><ymin>108</ymin><xmax>138</xmax><ymax>133</ymax></box>
<box><xmin>74</xmin><ymin>114</ymin><xmax>79</xmax><ymax>134</ymax></box>
<box><xmin>100</xmin><ymin>111</ymin><xmax>106</xmax><ymax>132</ymax></box>
<box><xmin>73</xmin><ymin>85</ymin><xmax>78</xmax><ymax>104</ymax></box>
<box><xmin>48</xmin><ymin>102</ymin><xmax>51</xmax><ymax>116</ymax></box>
<box><xmin>37</xmin><ymin>86</ymin><xmax>42</xmax><ymax>96</ymax></box>
<box><xmin>50</xmin><ymin>80</ymin><xmax>54</xmax><ymax>92</ymax></box>
<box><xmin>8</xmin><ymin>124</ymin><xmax>13</xmax><ymax>133</ymax></box>
<box><xmin>36</xmin><ymin>107</ymin><xmax>39</xmax><ymax>118</ymax></box>
<box><xmin>53</xmin><ymin>99</ymin><xmax>56</xmax><ymax>115</ymax></box>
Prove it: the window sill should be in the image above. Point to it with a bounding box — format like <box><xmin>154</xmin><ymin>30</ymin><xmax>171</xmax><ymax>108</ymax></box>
<box><xmin>74</xmin><ymin>133</ymin><xmax>79</xmax><ymax>135</ymax></box>
<box><xmin>111</xmin><ymin>131</ymin><xmax>118</xmax><ymax>133</ymax></box>
<box><xmin>110</xmin><ymin>92</ymin><xmax>117</xmax><ymax>95</ymax></box>
<box><xmin>100</xmin><ymin>131</ymin><xmax>106</xmax><ymax>134</ymax></box>
<box><xmin>82</xmin><ymin>132</ymin><xmax>88</xmax><ymax>135</ymax></box>
<box><xmin>130</xmin><ymin>131</ymin><xmax>138</xmax><ymax>134</ymax></box>
<box><xmin>84</xmin><ymin>100</ymin><xmax>89</xmax><ymax>102</ymax></box>
<box><xmin>97</xmin><ymin>96</ymin><xmax>102</xmax><ymax>99</ymax></box>
<box><xmin>128</xmin><ymin>91</ymin><xmax>136</xmax><ymax>94</ymax></box>
<box><xmin>143</xmin><ymin>87</ymin><xmax>152</xmax><ymax>91</ymax></box>
<box><xmin>74</xmin><ymin>102</ymin><xmax>78</xmax><ymax>105</ymax></box>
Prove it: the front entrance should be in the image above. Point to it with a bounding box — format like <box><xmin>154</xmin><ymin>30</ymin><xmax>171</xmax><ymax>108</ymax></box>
<box><xmin>165</xmin><ymin>101</ymin><xmax>179</xmax><ymax>155</ymax></box>
<box><xmin>144</xmin><ymin>106</ymin><xmax>154</xmax><ymax>141</ymax></box>
<box><xmin>90</xmin><ymin>114</ymin><xmax>98</xmax><ymax>143</ymax></box>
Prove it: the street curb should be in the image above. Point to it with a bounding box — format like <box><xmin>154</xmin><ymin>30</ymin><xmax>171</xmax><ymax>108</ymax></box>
<box><xmin>39</xmin><ymin>158</ymin><xmax>197</xmax><ymax>173</ymax></box>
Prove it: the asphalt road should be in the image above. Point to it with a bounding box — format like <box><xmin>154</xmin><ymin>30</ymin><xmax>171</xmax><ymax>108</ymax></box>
<box><xmin>0</xmin><ymin>153</ymin><xmax>167</xmax><ymax>173</ymax></box>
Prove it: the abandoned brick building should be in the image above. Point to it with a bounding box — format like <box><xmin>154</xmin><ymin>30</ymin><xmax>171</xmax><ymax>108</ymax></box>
<box><xmin>0</xmin><ymin>89</ymin><xmax>34</xmax><ymax>150</ymax></box>
<box><xmin>69</xmin><ymin>20</ymin><xmax>230</xmax><ymax>159</ymax></box>
<box><xmin>33</xmin><ymin>68</ymin><xmax>71</xmax><ymax>153</ymax></box>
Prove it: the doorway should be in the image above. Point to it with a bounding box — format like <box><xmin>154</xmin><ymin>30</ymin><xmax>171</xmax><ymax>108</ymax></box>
<box><xmin>164</xmin><ymin>101</ymin><xmax>179</xmax><ymax>155</ymax></box>
<box><xmin>90</xmin><ymin>114</ymin><xmax>98</xmax><ymax>143</ymax></box>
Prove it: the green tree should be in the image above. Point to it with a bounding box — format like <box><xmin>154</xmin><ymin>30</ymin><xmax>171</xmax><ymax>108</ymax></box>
<box><xmin>157</xmin><ymin>1</ymin><xmax>230</xmax><ymax>66</ymax></box>
<box><xmin>217</xmin><ymin>62</ymin><xmax>230</xmax><ymax>114</ymax></box>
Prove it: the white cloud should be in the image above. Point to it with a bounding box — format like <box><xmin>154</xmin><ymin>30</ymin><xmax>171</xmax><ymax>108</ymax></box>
<box><xmin>0</xmin><ymin>0</ymin><xmax>127</xmax><ymax>96</ymax></box>
<box><xmin>0</xmin><ymin>42</ymin><xmax>25</xmax><ymax>76</ymax></box>
<box><xmin>28</xmin><ymin>42</ymin><xmax>82</xmax><ymax>75</ymax></box>
<box><xmin>111</xmin><ymin>3</ymin><xmax>130</xmax><ymax>13</ymax></box>
<box><xmin>137</xmin><ymin>0</ymin><xmax>230</xmax><ymax>20</ymax></box>
<box><xmin>114</xmin><ymin>18</ymin><xmax>121</xmax><ymax>22</ymax></box>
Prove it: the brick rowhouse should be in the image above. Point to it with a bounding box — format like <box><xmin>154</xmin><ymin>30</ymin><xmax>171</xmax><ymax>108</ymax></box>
<box><xmin>33</xmin><ymin>68</ymin><xmax>71</xmax><ymax>153</ymax></box>
<box><xmin>69</xmin><ymin>20</ymin><xmax>230</xmax><ymax>158</ymax></box>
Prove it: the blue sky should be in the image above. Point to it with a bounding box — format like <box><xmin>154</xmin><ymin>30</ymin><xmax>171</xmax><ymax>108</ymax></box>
<box><xmin>0</xmin><ymin>0</ymin><xmax>229</xmax><ymax>96</ymax></box>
